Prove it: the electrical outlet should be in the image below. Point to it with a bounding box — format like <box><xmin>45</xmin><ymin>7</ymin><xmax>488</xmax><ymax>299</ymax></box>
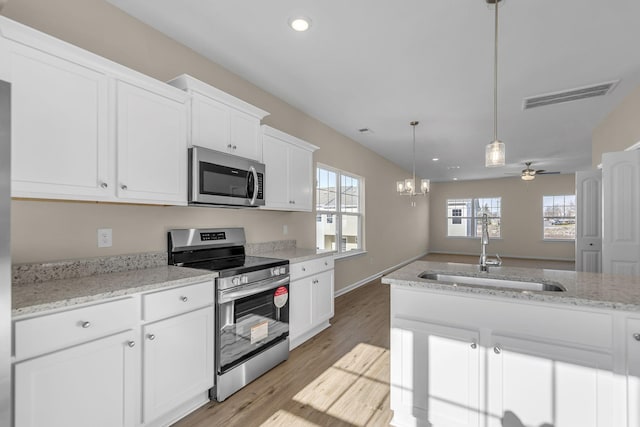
<box><xmin>97</xmin><ymin>228</ymin><xmax>112</xmax><ymax>248</ymax></box>
<box><xmin>283</xmin><ymin>225</ymin><xmax>288</xmax><ymax>235</ymax></box>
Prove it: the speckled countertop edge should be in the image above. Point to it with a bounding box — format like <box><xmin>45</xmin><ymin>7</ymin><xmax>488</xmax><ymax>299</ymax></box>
<box><xmin>382</xmin><ymin>260</ymin><xmax>640</xmax><ymax>312</ymax></box>
<box><xmin>12</xmin><ymin>266</ymin><xmax>216</xmax><ymax>317</ymax></box>
<box><xmin>252</xmin><ymin>248</ymin><xmax>336</xmax><ymax>263</ymax></box>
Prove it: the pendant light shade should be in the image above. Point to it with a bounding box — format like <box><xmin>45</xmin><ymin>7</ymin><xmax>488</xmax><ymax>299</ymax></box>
<box><xmin>485</xmin><ymin>140</ymin><xmax>505</xmax><ymax>167</ymax></box>
<box><xmin>485</xmin><ymin>0</ymin><xmax>506</xmax><ymax>168</ymax></box>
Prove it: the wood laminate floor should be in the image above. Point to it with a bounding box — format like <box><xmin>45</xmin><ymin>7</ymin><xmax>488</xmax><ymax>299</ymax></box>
<box><xmin>174</xmin><ymin>255</ymin><xmax>574</xmax><ymax>427</ymax></box>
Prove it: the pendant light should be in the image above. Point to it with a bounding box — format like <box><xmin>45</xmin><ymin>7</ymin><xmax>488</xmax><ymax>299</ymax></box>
<box><xmin>485</xmin><ymin>0</ymin><xmax>505</xmax><ymax>167</ymax></box>
<box><xmin>396</xmin><ymin>121</ymin><xmax>430</xmax><ymax>201</ymax></box>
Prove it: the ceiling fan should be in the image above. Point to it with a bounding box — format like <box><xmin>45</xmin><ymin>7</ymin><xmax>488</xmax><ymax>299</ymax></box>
<box><xmin>505</xmin><ymin>162</ymin><xmax>560</xmax><ymax>181</ymax></box>
<box><xmin>518</xmin><ymin>162</ymin><xmax>559</xmax><ymax>181</ymax></box>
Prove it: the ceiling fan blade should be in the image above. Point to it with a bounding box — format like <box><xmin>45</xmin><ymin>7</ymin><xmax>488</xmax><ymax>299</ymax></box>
<box><xmin>535</xmin><ymin>169</ymin><xmax>546</xmax><ymax>174</ymax></box>
<box><xmin>538</xmin><ymin>171</ymin><xmax>561</xmax><ymax>175</ymax></box>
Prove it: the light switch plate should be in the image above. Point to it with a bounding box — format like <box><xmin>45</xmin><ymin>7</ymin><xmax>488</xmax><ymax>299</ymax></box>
<box><xmin>97</xmin><ymin>228</ymin><xmax>112</xmax><ymax>248</ymax></box>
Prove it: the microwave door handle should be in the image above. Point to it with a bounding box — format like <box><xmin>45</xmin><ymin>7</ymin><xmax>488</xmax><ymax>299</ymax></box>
<box><xmin>249</xmin><ymin>165</ymin><xmax>259</xmax><ymax>205</ymax></box>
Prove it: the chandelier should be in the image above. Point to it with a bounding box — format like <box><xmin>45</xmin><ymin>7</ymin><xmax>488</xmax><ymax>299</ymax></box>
<box><xmin>396</xmin><ymin>121</ymin><xmax>430</xmax><ymax>200</ymax></box>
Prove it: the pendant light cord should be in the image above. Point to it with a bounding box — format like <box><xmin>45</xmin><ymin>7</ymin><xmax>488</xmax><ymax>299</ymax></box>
<box><xmin>493</xmin><ymin>0</ymin><xmax>499</xmax><ymax>142</ymax></box>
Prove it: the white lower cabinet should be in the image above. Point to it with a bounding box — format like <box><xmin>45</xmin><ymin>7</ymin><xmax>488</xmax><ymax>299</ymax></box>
<box><xmin>391</xmin><ymin>319</ymin><xmax>480</xmax><ymax>427</ymax></box>
<box><xmin>289</xmin><ymin>257</ymin><xmax>334</xmax><ymax>349</ymax></box>
<box><xmin>627</xmin><ymin>318</ymin><xmax>640</xmax><ymax>427</ymax></box>
<box><xmin>142</xmin><ymin>306</ymin><xmax>214</xmax><ymax>425</ymax></box>
<box><xmin>14</xmin><ymin>329</ymin><xmax>139</xmax><ymax>427</ymax></box>
<box><xmin>390</xmin><ymin>287</ymin><xmax>628</xmax><ymax>427</ymax></box>
<box><xmin>487</xmin><ymin>336</ymin><xmax>615</xmax><ymax>427</ymax></box>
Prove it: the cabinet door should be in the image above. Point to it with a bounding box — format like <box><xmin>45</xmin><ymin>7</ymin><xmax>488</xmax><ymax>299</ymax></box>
<box><xmin>390</xmin><ymin>318</ymin><xmax>480</xmax><ymax>427</ymax></box>
<box><xmin>312</xmin><ymin>270</ymin><xmax>334</xmax><ymax>324</ymax></box>
<box><xmin>576</xmin><ymin>169</ymin><xmax>602</xmax><ymax>272</ymax></box>
<box><xmin>229</xmin><ymin>109</ymin><xmax>260</xmax><ymax>161</ymax></box>
<box><xmin>116</xmin><ymin>80</ymin><xmax>187</xmax><ymax>205</ymax></box>
<box><xmin>142</xmin><ymin>306</ymin><xmax>214</xmax><ymax>424</ymax></box>
<box><xmin>288</xmin><ymin>145</ymin><xmax>313</xmax><ymax>211</ymax></box>
<box><xmin>487</xmin><ymin>335</ymin><xmax>616</xmax><ymax>427</ymax></box>
<box><xmin>14</xmin><ymin>330</ymin><xmax>138</xmax><ymax>427</ymax></box>
<box><xmin>190</xmin><ymin>92</ymin><xmax>230</xmax><ymax>152</ymax></box>
<box><xmin>262</xmin><ymin>133</ymin><xmax>290</xmax><ymax>209</ymax></box>
<box><xmin>628</xmin><ymin>318</ymin><xmax>640</xmax><ymax>427</ymax></box>
<box><xmin>10</xmin><ymin>43</ymin><xmax>111</xmax><ymax>200</ymax></box>
<box><xmin>289</xmin><ymin>278</ymin><xmax>313</xmax><ymax>343</ymax></box>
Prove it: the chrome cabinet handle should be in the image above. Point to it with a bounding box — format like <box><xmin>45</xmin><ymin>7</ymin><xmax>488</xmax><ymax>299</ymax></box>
<box><xmin>324</xmin><ymin>261</ymin><xmax>328</xmax><ymax>266</ymax></box>
<box><xmin>302</xmin><ymin>267</ymin><xmax>306</xmax><ymax>271</ymax></box>
<box><xmin>470</xmin><ymin>341</ymin><xmax>477</xmax><ymax>349</ymax></box>
<box><xmin>121</xmin><ymin>184</ymin><xmax>127</xmax><ymax>190</ymax></box>
<box><xmin>127</xmin><ymin>341</ymin><xmax>135</xmax><ymax>348</ymax></box>
<box><xmin>181</xmin><ymin>296</ymin><xmax>188</xmax><ymax>302</ymax></box>
<box><xmin>227</xmin><ymin>144</ymin><xmax>232</xmax><ymax>148</ymax></box>
<box><xmin>147</xmin><ymin>334</ymin><xmax>156</xmax><ymax>341</ymax></box>
<box><xmin>633</xmin><ymin>333</ymin><xmax>640</xmax><ymax>341</ymax></box>
<box><xmin>100</xmin><ymin>182</ymin><xmax>108</xmax><ymax>189</ymax></box>
<box><xmin>81</xmin><ymin>321</ymin><xmax>91</xmax><ymax>329</ymax></box>
<box><xmin>494</xmin><ymin>346</ymin><xmax>502</xmax><ymax>354</ymax></box>
<box><xmin>232</xmin><ymin>145</ymin><xmax>237</xmax><ymax>150</ymax></box>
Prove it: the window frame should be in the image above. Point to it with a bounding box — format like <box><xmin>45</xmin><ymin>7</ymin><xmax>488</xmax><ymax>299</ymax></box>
<box><xmin>315</xmin><ymin>163</ymin><xmax>365</xmax><ymax>256</ymax></box>
<box><xmin>542</xmin><ymin>194</ymin><xmax>576</xmax><ymax>241</ymax></box>
<box><xmin>446</xmin><ymin>197</ymin><xmax>502</xmax><ymax>239</ymax></box>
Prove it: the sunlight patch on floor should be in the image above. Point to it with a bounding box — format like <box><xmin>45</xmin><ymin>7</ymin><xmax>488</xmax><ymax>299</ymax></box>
<box><xmin>262</xmin><ymin>343</ymin><xmax>391</xmax><ymax>426</ymax></box>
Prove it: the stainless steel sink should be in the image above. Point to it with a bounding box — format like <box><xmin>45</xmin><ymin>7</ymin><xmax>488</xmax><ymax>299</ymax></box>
<box><xmin>418</xmin><ymin>272</ymin><xmax>566</xmax><ymax>292</ymax></box>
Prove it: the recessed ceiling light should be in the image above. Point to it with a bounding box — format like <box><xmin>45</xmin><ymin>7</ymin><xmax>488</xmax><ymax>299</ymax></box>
<box><xmin>453</xmin><ymin>178</ymin><xmax>458</xmax><ymax>181</ymax></box>
<box><xmin>289</xmin><ymin>17</ymin><xmax>311</xmax><ymax>32</ymax></box>
<box><xmin>447</xmin><ymin>166</ymin><xmax>461</xmax><ymax>170</ymax></box>
<box><xmin>432</xmin><ymin>158</ymin><xmax>439</xmax><ymax>162</ymax></box>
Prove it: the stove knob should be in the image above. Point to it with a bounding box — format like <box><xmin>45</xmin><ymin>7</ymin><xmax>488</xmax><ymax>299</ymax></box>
<box><xmin>242</xmin><ymin>275</ymin><xmax>249</xmax><ymax>284</ymax></box>
<box><xmin>279</xmin><ymin>267</ymin><xmax>287</xmax><ymax>275</ymax></box>
<box><xmin>271</xmin><ymin>268</ymin><xmax>278</xmax><ymax>276</ymax></box>
<box><xmin>232</xmin><ymin>277</ymin><xmax>241</xmax><ymax>286</ymax></box>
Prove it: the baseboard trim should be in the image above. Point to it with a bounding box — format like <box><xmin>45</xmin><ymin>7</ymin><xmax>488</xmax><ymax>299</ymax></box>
<box><xmin>334</xmin><ymin>251</ymin><xmax>429</xmax><ymax>298</ymax></box>
<box><xmin>427</xmin><ymin>250</ymin><xmax>575</xmax><ymax>262</ymax></box>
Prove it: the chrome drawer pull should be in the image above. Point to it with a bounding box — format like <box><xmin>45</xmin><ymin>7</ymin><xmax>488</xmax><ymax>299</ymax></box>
<box><xmin>81</xmin><ymin>321</ymin><xmax>91</xmax><ymax>329</ymax></box>
<box><xmin>127</xmin><ymin>341</ymin><xmax>135</xmax><ymax>348</ymax></box>
<box><xmin>633</xmin><ymin>333</ymin><xmax>640</xmax><ymax>341</ymax></box>
<box><xmin>181</xmin><ymin>296</ymin><xmax>188</xmax><ymax>302</ymax></box>
<box><xmin>148</xmin><ymin>334</ymin><xmax>156</xmax><ymax>341</ymax></box>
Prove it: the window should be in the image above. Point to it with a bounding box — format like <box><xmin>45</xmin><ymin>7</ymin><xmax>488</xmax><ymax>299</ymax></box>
<box><xmin>447</xmin><ymin>197</ymin><xmax>501</xmax><ymax>238</ymax></box>
<box><xmin>316</xmin><ymin>165</ymin><xmax>364</xmax><ymax>254</ymax></box>
<box><xmin>543</xmin><ymin>195</ymin><xmax>576</xmax><ymax>240</ymax></box>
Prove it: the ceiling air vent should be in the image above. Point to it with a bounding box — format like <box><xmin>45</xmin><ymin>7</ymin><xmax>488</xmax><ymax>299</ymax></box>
<box><xmin>523</xmin><ymin>80</ymin><xmax>619</xmax><ymax>110</ymax></box>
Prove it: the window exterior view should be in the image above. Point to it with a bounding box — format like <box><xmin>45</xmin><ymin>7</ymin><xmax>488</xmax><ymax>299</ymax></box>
<box><xmin>447</xmin><ymin>197</ymin><xmax>501</xmax><ymax>238</ymax></box>
<box><xmin>316</xmin><ymin>165</ymin><xmax>363</xmax><ymax>253</ymax></box>
<box><xmin>543</xmin><ymin>195</ymin><xmax>576</xmax><ymax>240</ymax></box>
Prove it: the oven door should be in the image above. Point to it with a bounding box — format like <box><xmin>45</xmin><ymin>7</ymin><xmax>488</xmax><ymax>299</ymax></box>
<box><xmin>217</xmin><ymin>276</ymin><xmax>289</xmax><ymax>374</ymax></box>
<box><xmin>189</xmin><ymin>146</ymin><xmax>265</xmax><ymax>207</ymax></box>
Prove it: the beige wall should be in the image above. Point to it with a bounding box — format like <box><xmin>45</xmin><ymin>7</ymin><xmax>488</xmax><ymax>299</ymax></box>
<box><xmin>593</xmin><ymin>84</ymin><xmax>640</xmax><ymax>167</ymax></box>
<box><xmin>2</xmin><ymin>0</ymin><xmax>429</xmax><ymax>292</ymax></box>
<box><xmin>429</xmin><ymin>174</ymin><xmax>575</xmax><ymax>260</ymax></box>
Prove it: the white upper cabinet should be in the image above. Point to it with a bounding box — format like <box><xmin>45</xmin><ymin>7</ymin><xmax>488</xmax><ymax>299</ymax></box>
<box><xmin>261</xmin><ymin>125</ymin><xmax>319</xmax><ymax>212</ymax></box>
<box><xmin>167</xmin><ymin>74</ymin><xmax>269</xmax><ymax>161</ymax></box>
<box><xmin>116</xmin><ymin>80</ymin><xmax>188</xmax><ymax>204</ymax></box>
<box><xmin>9</xmin><ymin>42</ymin><xmax>111</xmax><ymax>201</ymax></box>
<box><xmin>1</xmin><ymin>16</ymin><xmax>189</xmax><ymax>205</ymax></box>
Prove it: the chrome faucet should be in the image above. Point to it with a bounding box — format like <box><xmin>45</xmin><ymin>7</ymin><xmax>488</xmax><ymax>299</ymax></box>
<box><xmin>480</xmin><ymin>214</ymin><xmax>490</xmax><ymax>271</ymax></box>
<box><xmin>479</xmin><ymin>213</ymin><xmax>502</xmax><ymax>271</ymax></box>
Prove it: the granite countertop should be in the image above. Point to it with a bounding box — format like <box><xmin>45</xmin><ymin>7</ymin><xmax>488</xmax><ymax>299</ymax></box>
<box><xmin>13</xmin><ymin>266</ymin><xmax>216</xmax><ymax>317</ymax></box>
<box><xmin>382</xmin><ymin>260</ymin><xmax>640</xmax><ymax>312</ymax></box>
<box><xmin>253</xmin><ymin>248</ymin><xmax>335</xmax><ymax>264</ymax></box>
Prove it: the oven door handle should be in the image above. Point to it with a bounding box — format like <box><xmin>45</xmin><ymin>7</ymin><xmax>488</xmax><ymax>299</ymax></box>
<box><xmin>218</xmin><ymin>276</ymin><xmax>289</xmax><ymax>303</ymax></box>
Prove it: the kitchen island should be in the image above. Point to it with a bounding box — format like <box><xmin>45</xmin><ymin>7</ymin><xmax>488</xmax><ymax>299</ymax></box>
<box><xmin>382</xmin><ymin>261</ymin><xmax>640</xmax><ymax>427</ymax></box>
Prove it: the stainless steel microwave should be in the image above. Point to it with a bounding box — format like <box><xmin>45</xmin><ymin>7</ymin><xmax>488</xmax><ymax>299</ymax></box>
<box><xmin>188</xmin><ymin>146</ymin><xmax>265</xmax><ymax>207</ymax></box>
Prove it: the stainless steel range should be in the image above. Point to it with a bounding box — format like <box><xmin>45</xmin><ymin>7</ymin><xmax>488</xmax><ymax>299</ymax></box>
<box><xmin>168</xmin><ymin>228</ymin><xmax>290</xmax><ymax>402</ymax></box>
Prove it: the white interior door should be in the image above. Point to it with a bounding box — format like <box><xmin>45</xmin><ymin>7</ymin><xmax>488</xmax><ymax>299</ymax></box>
<box><xmin>576</xmin><ymin>169</ymin><xmax>602</xmax><ymax>272</ymax></box>
<box><xmin>602</xmin><ymin>150</ymin><xmax>640</xmax><ymax>276</ymax></box>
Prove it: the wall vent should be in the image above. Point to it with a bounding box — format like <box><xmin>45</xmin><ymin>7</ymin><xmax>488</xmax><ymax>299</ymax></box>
<box><xmin>523</xmin><ymin>80</ymin><xmax>619</xmax><ymax>110</ymax></box>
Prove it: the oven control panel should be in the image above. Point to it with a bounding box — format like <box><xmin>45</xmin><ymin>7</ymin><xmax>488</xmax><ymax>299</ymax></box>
<box><xmin>270</xmin><ymin>266</ymin><xmax>287</xmax><ymax>277</ymax></box>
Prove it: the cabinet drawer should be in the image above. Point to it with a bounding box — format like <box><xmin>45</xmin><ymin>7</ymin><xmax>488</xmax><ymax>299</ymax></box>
<box><xmin>290</xmin><ymin>256</ymin><xmax>334</xmax><ymax>281</ymax></box>
<box><xmin>14</xmin><ymin>297</ymin><xmax>138</xmax><ymax>360</ymax></box>
<box><xmin>142</xmin><ymin>280</ymin><xmax>214</xmax><ymax>322</ymax></box>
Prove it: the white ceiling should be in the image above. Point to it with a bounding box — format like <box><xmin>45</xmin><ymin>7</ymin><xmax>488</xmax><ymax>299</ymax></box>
<box><xmin>107</xmin><ymin>0</ymin><xmax>640</xmax><ymax>182</ymax></box>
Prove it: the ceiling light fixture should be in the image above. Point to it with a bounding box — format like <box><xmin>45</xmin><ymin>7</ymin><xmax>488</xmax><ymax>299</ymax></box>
<box><xmin>432</xmin><ymin>158</ymin><xmax>439</xmax><ymax>162</ymax></box>
<box><xmin>397</xmin><ymin>121</ymin><xmax>430</xmax><ymax>204</ymax></box>
<box><xmin>485</xmin><ymin>0</ymin><xmax>505</xmax><ymax>168</ymax></box>
<box><xmin>289</xmin><ymin>17</ymin><xmax>311</xmax><ymax>32</ymax></box>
